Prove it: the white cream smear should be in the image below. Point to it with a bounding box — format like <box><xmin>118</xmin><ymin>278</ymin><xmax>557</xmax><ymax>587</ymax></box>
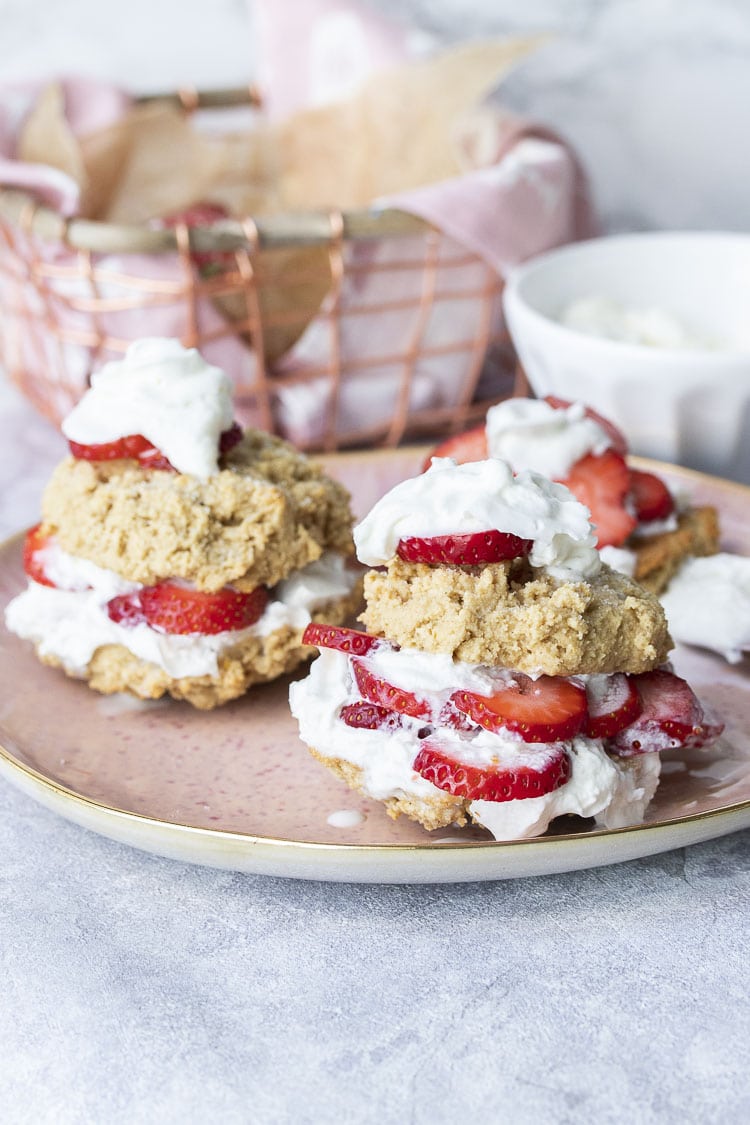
<box><xmin>661</xmin><ymin>553</ymin><xmax>750</xmax><ymax>663</ymax></box>
<box><xmin>354</xmin><ymin>457</ymin><xmax>601</xmax><ymax>581</ymax></box>
<box><xmin>289</xmin><ymin>649</ymin><xmax>661</xmax><ymax>841</ymax></box>
<box><xmin>61</xmin><ymin>338</ymin><xmax>235</xmax><ymax>479</ymax></box>
<box><xmin>5</xmin><ymin>547</ymin><xmax>358</xmax><ymax>680</ymax></box>
<box><xmin>326</xmin><ymin>810</ymin><xmax>366</xmax><ymax>828</ymax></box>
<box><xmin>486</xmin><ymin>397</ymin><xmax>611</xmax><ymax>480</ymax></box>
<box><xmin>560</xmin><ymin>296</ymin><xmax>719</xmax><ymax>350</ymax></box>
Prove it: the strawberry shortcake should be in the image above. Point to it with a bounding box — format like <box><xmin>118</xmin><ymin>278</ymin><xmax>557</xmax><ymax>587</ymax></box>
<box><xmin>290</xmin><ymin>458</ymin><xmax>723</xmax><ymax>839</ymax></box>
<box><xmin>428</xmin><ymin>397</ymin><xmax>719</xmax><ymax>594</ymax></box>
<box><xmin>5</xmin><ymin>338</ymin><xmax>360</xmax><ymax>708</ymax></box>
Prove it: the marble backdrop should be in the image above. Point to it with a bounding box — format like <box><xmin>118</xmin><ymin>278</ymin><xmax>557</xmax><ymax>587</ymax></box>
<box><xmin>0</xmin><ymin>0</ymin><xmax>747</xmax><ymax>232</ymax></box>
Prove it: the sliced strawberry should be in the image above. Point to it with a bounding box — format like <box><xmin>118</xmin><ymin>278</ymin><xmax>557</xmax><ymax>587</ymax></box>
<box><xmin>628</xmin><ymin>469</ymin><xmax>675</xmax><ymax>523</ymax></box>
<box><xmin>107</xmin><ymin>581</ymin><xmax>268</xmax><ymax>635</ymax></box>
<box><xmin>69</xmin><ymin>423</ymin><xmax>243</xmax><ymax>473</ymax></box>
<box><xmin>353</xmin><ymin>660</ymin><xmax>432</xmax><ymax>721</ymax></box>
<box><xmin>453</xmin><ymin>675</ymin><xmax>587</xmax><ymax>743</ymax></box>
<box><xmin>302</xmin><ymin>623</ymin><xmax>383</xmax><ymax>657</ymax></box>
<box><xmin>610</xmin><ymin>670</ymin><xmax>724</xmax><ymax>756</ymax></box>
<box><xmin>423</xmin><ymin>424</ymin><xmax>488</xmax><ymax>472</ymax></box>
<box><xmin>413</xmin><ymin>738</ymin><xmax>571</xmax><ymax>802</ymax></box>
<box><xmin>544</xmin><ymin>395</ymin><xmax>629</xmax><ymax>456</ymax></box>
<box><xmin>562</xmin><ymin>449</ymin><xmax>637</xmax><ymax>548</ymax></box>
<box><xmin>69</xmin><ymin>433</ymin><xmax>175</xmax><ymax>471</ymax></box>
<box><xmin>396</xmin><ymin>530</ymin><xmax>532</xmax><ymax>567</ymax></box>
<box><xmin>340</xmin><ymin>700</ymin><xmax>404</xmax><ymax>731</ymax></box>
<box><xmin>159</xmin><ymin>201</ymin><xmax>232</xmax><ymax>271</ymax></box>
<box><xmin>583</xmin><ymin>673</ymin><xmax>642</xmax><ymax>739</ymax></box>
<box><xmin>23</xmin><ymin>524</ymin><xmax>57</xmax><ymax>588</ymax></box>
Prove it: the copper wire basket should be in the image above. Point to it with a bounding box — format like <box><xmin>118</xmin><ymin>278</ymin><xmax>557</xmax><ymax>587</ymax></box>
<box><xmin>0</xmin><ymin>86</ymin><xmax>524</xmax><ymax>452</ymax></box>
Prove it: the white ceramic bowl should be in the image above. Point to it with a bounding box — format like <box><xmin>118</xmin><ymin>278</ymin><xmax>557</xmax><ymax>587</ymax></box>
<box><xmin>503</xmin><ymin>232</ymin><xmax>750</xmax><ymax>481</ymax></box>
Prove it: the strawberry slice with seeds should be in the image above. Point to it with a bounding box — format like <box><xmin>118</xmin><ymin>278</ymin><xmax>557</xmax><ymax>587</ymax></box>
<box><xmin>544</xmin><ymin>395</ymin><xmax>629</xmax><ymax>456</ymax></box>
<box><xmin>69</xmin><ymin>423</ymin><xmax>243</xmax><ymax>473</ymax></box>
<box><xmin>396</xmin><ymin>529</ymin><xmax>533</xmax><ymax>566</ymax></box>
<box><xmin>69</xmin><ymin>433</ymin><xmax>175</xmax><ymax>471</ymax></box>
<box><xmin>413</xmin><ymin>738</ymin><xmax>571</xmax><ymax>802</ymax></box>
<box><xmin>562</xmin><ymin>449</ymin><xmax>637</xmax><ymax>548</ymax></box>
<box><xmin>340</xmin><ymin>700</ymin><xmax>404</xmax><ymax>731</ymax></box>
<box><xmin>423</xmin><ymin>424</ymin><xmax>488</xmax><ymax>471</ymax></box>
<box><xmin>609</xmin><ymin>670</ymin><xmax>724</xmax><ymax>756</ymax></box>
<box><xmin>583</xmin><ymin>673</ymin><xmax>642</xmax><ymax>739</ymax></box>
<box><xmin>628</xmin><ymin>469</ymin><xmax>675</xmax><ymax>523</ymax></box>
<box><xmin>353</xmin><ymin>660</ymin><xmax>432</xmax><ymax>721</ymax></box>
<box><xmin>107</xmin><ymin>581</ymin><xmax>268</xmax><ymax>635</ymax></box>
<box><xmin>302</xmin><ymin>623</ymin><xmax>383</xmax><ymax>657</ymax></box>
<box><xmin>23</xmin><ymin>524</ymin><xmax>57</xmax><ymax>588</ymax></box>
<box><xmin>453</xmin><ymin>675</ymin><xmax>587</xmax><ymax>743</ymax></box>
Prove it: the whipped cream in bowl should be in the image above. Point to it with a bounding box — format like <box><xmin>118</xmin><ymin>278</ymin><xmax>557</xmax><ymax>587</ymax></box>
<box><xmin>62</xmin><ymin>338</ymin><xmax>235</xmax><ymax>479</ymax></box>
<box><xmin>353</xmin><ymin>457</ymin><xmax>601</xmax><ymax>581</ymax></box>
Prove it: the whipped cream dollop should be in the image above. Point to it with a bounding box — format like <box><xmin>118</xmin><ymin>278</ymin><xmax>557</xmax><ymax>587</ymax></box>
<box><xmin>354</xmin><ymin>457</ymin><xmax>601</xmax><ymax>580</ymax></box>
<box><xmin>486</xmin><ymin>398</ymin><xmax>612</xmax><ymax>479</ymax></box>
<box><xmin>289</xmin><ymin>649</ymin><xmax>660</xmax><ymax>841</ymax></box>
<box><xmin>560</xmin><ymin>296</ymin><xmax>718</xmax><ymax>350</ymax></box>
<box><xmin>5</xmin><ymin>547</ymin><xmax>357</xmax><ymax>679</ymax></box>
<box><xmin>62</xmin><ymin>338</ymin><xmax>235</xmax><ymax>479</ymax></box>
<box><xmin>660</xmin><ymin>553</ymin><xmax>750</xmax><ymax>663</ymax></box>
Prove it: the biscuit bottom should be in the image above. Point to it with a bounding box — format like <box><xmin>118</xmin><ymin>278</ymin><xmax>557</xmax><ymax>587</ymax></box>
<box><xmin>632</xmin><ymin>506</ymin><xmax>720</xmax><ymax>594</ymax></box>
<box><xmin>34</xmin><ymin>587</ymin><xmax>362</xmax><ymax>710</ymax></box>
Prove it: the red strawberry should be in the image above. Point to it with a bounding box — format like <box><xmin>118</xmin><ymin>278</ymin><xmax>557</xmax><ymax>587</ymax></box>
<box><xmin>609</xmin><ymin>670</ymin><xmax>724</xmax><ymax>756</ymax></box>
<box><xmin>423</xmin><ymin>424</ymin><xmax>488</xmax><ymax>471</ymax></box>
<box><xmin>628</xmin><ymin>469</ymin><xmax>675</xmax><ymax>523</ymax></box>
<box><xmin>302</xmin><ymin>623</ymin><xmax>384</xmax><ymax>657</ymax></box>
<box><xmin>453</xmin><ymin>675</ymin><xmax>587</xmax><ymax>743</ymax></box>
<box><xmin>583</xmin><ymin>673</ymin><xmax>642</xmax><ymax>739</ymax></box>
<box><xmin>562</xmin><ymin>449</ymin><xmax>637</xmax><ymax>548</ymax></box>
<box><xmin>107</xmin><ymin>582</ymin><xmax>268</xmax><ymax>635</ymax></box>
<box><xmin>69</xmin><ymin>434</ymin><xmax>175</xmax><ymax>471</ymax></box>
<box><xmin>340</xmin><ymin>700</ymin><xmax>404</xmax><ymax>731</ymax></box>
<box><xmin>544</xmin><ymin>395</ymin><xmax>629</xmax><ymax>456</ymax></box>
<box><xmin>353</xmin><ymin>660</ymin><xmax>432</xmax><ymax>721</ymax></box>
<box><xmin>69</xmin><ymin>424</ymin><xmax>243</xmax><ymax>473</ymax></box>
<box><xmin>23</xmin><ymin>525</ymin><xmax>57</xmax><ymax>588</ymax></box>
<box><xmin>396</xmin><ymin>530</ymin><xmax>533</xmax><ymax>566</ymax></box>
<box><xmin>159</xmin><ymin>202</ymin><xmax>232</xmax><ymax>271</ymax></box>
<box><xmin>413</xmin><ymin>738</ymin><xmax>571</xmax><ymax>802</ymax></box>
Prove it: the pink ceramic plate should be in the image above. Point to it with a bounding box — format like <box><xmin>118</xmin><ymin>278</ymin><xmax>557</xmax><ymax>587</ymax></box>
<box><xmin>1</xmin><ymin>449</ymin><xmax>749</xmax><ymax>883</ymax></box>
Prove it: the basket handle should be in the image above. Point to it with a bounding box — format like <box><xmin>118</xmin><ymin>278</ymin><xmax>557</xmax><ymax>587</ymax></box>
<box><xmin>134</xmin><ymin>85</ymin><xmax>264</xmax><ymax>113</ymax></box>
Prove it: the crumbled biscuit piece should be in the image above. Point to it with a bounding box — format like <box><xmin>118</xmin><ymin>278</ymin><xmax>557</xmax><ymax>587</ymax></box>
<box><xmin>41</xmin><ymin>430</ymin><xmax>354</xmax><ymax>592</ymax></box>
<box><xmin>35</xmin><ymin>587</ymin><xmax>362</xmax><ymax>710</ymax></box>
<box><xmin>361</xmin><ymin>558</ymin><xmax>671</xmax><ymax>676</ymax></box>
<box><xmin>307</xmin><ymin>749</ymin><xmax>469</xmax><ymax>830</ymax></box>
<box><xmin>632</xmin><ymin>506</ymin><xmax>720</xmax><ymax>594</ymax></box>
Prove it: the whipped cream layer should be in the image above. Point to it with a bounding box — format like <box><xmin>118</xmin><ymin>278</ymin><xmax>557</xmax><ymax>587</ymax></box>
<box><xmin>62</xmin><ymin>338</ymin><xmax>234</xmax><ymax>479</ymax></box>
<box><xmin>661</xmin><ymin>553</ymin><xmax>750</xmax><ymax>663</ymax></box>
<box><xmin>560</xmin><ymin>296</ymin><xmax>718</xmax><ymax>350</ymax></box>
<box><xmin>354</xmin><ymin>457</ymin><xmax>601</xmax><ymax>580</ymax></box>
<box><xmin>5</xmin><ymin>547</ymin><xmax>358</xmax><ymax>680</ymax></box>
<box><xmin>290</xmin><ymin>648</ymin><xmax>660</xmax><ymax>841</ymax></box>
<box><xmin>486</xmin><ymin>398</ymin><xmax>612</xmax><ymax>479</ymax></box>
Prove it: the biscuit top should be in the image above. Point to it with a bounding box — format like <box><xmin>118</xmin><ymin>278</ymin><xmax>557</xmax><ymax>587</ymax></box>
<box><xmin>62</xmin><ymin>338</ymin><xmax>234</xmax><ymax>479</ymax></box>
<box><xmin>42</xmin><ymin>429</ymin><xmax>354</xmax><ymax>592</ymax></box>
<box><xmin>353</xmin><ymin>457</ymin><xmax>601</xmax><ymax>581</ymax></box>
<box><xmin>485</xmin><ymin>397</ymin><xmax>612</xmax><ymax>479</ymax></box>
